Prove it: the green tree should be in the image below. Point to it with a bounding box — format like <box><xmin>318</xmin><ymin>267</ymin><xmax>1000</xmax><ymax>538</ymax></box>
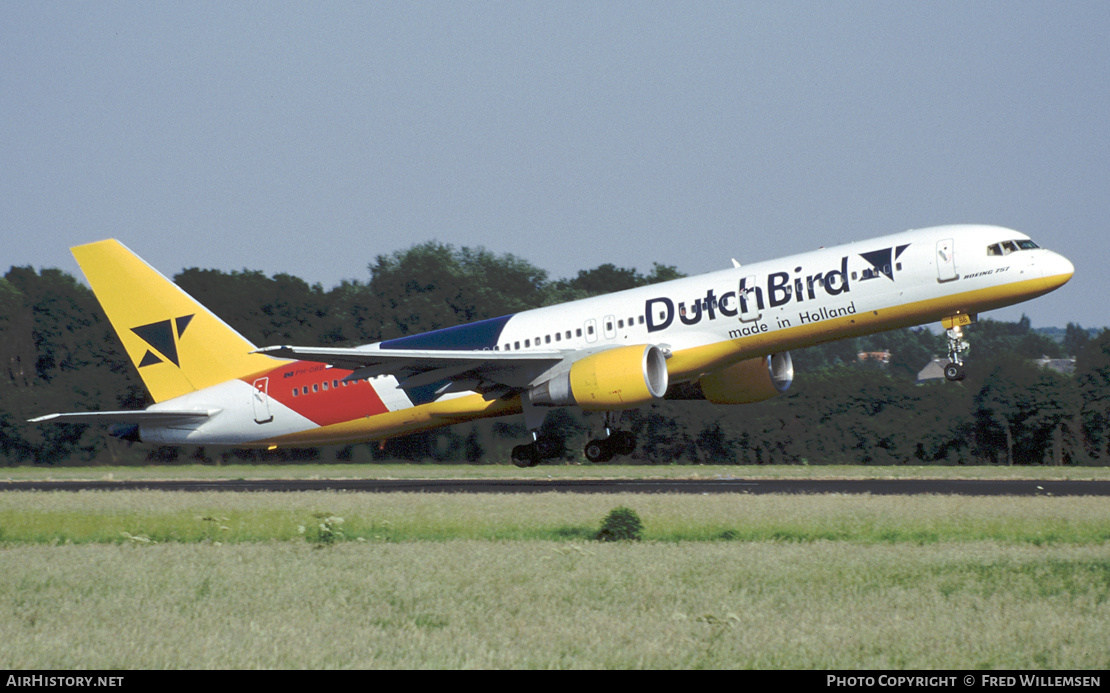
<box><xmin>1076</xmin><ymin>329</ymin><xmax>1110</xmax><ymax>460</ymax></box>
<box><xmin>965</xmin><ymin>316</ymin><xmax>1065</xmax><ymax>363</ymax></box>
<box><xmin>1</xmin><ymin>267</ymin><xmax>142</xmax><ymax>464</ymax></box>
<box><xmin>971</xmin><ymin>355</ymin><xmax>1080</xmax><ymax>465</ymax></box>
<box><xmin>174</xmin><ymin>269</ymin><xmax>336</xmax><ymax>345</ymax></box>
<box><xmin>1063</xmin><ymin>322</ymin><xmax>1092</xmax><ymax>358</ymax></box>
<box><xmin>367</xmin><ymin>242</ymin><xmax>549</xmax><ymax>338</ymax></box>
<box><xmin>547</xmin><ymin>262</ymin><xmax>684</xmax><ymax>303</ymax></box>
<box><xmin>860</xmin><ymin>327</ymin><xmax>944</xmax><ymax>380</ymax></box>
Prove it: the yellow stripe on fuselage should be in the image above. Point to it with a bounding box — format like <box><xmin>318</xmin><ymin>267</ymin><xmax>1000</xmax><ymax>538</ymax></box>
<box><xmin>252</xmin><ymin>272</ymin><xmax>1069</xmax><ymax>449</ymax></box>
<box><xmin>666</xmin><ymin>272</ymin><xmax>1072</xmax><ymax>380</ymax></box>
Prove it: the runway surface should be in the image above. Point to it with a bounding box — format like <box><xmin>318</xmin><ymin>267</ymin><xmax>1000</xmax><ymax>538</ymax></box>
<box><xmin>4</xmin><ymin>477</ymin><xmax>1110</xmax><ymax>495</ymax></box>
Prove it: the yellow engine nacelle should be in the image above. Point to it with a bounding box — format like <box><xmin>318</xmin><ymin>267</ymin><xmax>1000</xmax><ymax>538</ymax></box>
<box><xmin>667</xmin><ymin>352</ymin><xmax>793</xmax><ymax>404</ymax></box>
<box><xmin>529</xmin><ymin>345</ymin><xmax>669</xmax><ymax>411</ymax></box>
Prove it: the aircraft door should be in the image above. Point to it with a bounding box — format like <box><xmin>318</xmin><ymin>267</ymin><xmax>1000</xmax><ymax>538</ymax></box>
<box><xmin>738</xmin><ymin>276</ymin><xmax>763</xmax><ymax>322</ymax></box>
<box><xmin>603</xmin><ymin>315</ymin><xmax>617</xmax><ymax>340</ymax></box>
<box><xmin>252</xmin><ymin>377</ymin><xmax>273</xmax><ymax>424</ymax></box>
<box><xmin>584</xmin><ymin>318</ymin><xmax>598</xmax><ymax>343</ymax></box>
<box><xmin>936</xmin><ymin>239</ymin><xmax>958</xmax><ymax>282</ymax></box>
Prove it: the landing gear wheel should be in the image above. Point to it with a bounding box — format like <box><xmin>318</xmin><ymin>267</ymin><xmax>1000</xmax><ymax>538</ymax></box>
<box><xmin>535</xmin><ymin>436</ymin><xmax>560</xmax><ymax>459</ymax></box>
<box><xmin>943</xmin><ymin>362</ymin><xmax>966</xmax><ymax>382</ymax></box>
<box><xmin>511</xmin><ymin>443</ymin><xmax>541</xmax><ymax>468</ymax></box>
<box><xmin>612</xmin><ymin>430</ymin><xmax>636</xmax><ymax>455</ymax></box>
<box><xmin>584</xmin><ymin>438</ymin><xmax>614</xmax><ymax>463</ymax></box>
<box><xmin>943</xmin><ymin>323</ymin><xmax>970</xmax><ymax>382</ymax></box>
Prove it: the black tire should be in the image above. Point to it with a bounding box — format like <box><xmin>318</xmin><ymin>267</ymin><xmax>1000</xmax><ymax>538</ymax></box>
<box><xmin>511</xmin><ymin>444</ymin><xmax>540</xmax><ymax>468</ymax></box>
<box><xmin>613</xmin><ymin>430</ymin><xmax>636</xmax><ymax>455</ymax></box>
<box><xmin>584</xmin><ymin>439</ymin><xmax>614</xmax><ymax>463</ymax></box>
<box><xmin>944</xmin><ymin>363</ymin><xmax>966</xmax><ymax>381</ymax></box>
<box><xmin>535</xmin><ymin>436</ymin><xmax>560</xmax><ymax>459</ymax></box>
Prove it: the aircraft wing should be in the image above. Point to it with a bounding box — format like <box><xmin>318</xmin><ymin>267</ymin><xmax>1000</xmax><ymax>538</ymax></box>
<box><xmin>254</xmin><ymin>345</ymin><xmax>568</xmax><ymax>392</ymax></box>
<box><xmin>28</xmin><ymin>410</ymin><xmax>213</xmax><ymax>425</ymax></box>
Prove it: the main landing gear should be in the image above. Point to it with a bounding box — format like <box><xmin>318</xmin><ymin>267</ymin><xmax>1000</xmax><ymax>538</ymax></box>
<box><xmin>511</xmin><ymin>434</ymin><xmax>561</xmax><ymax>468</ymax></box>
<box><xmin>511</xmin><ymin>407</ymin><xmax>638</xmax><ymax>467</ymax></box>
<box><xmin>584</xmin><ymin>429</ymin><xmax>636</xmax><ymax>463</ymax></box>
<box><xmin>583</xmin><ymin>412</ymin><xmax>637</xmax><ymax>463</ymax></box>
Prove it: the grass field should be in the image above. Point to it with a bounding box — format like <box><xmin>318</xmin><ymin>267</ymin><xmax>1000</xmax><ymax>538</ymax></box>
<box><xmin>2</xmin><ymin>468</ymin><xmax>1109</xmax><ymax>669</ymax></box>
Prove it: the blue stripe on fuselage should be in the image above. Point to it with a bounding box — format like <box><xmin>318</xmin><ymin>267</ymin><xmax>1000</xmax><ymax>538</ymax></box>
<box><xmin>382</xmin><ymin>315</ymin><xmax>513</xmax><ymax>405</ymax></box>
<box><xmin>381</xmin><ymin>315</ymin><xmax>513</xmax><ymax>351</ymax></box>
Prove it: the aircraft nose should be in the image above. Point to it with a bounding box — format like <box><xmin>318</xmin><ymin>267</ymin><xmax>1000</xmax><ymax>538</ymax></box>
<box><xmin>1040</xmin><ymin>251</ymin><xmax>1074</xmax><ymax>292</ymax></box>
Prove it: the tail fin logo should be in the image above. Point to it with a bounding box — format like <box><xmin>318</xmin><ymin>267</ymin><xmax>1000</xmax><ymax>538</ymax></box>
<box><xmin>131</xmin><ymin>314</ymin><xmax>195</xmax><ymax>368</ymax></box>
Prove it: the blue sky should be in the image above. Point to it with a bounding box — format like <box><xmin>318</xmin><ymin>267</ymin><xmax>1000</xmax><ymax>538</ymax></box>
<box><xmin>4</xmin><ymin>2</ymin><xmax>1108</xmax><ymax>329</ymax></box>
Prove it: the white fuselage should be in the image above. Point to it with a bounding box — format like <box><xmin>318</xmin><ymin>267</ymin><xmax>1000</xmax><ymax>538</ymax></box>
<box><xmin>141</xmin><ymin>224</ymin><xmax>1074</xmax><ymax>446</ymax></box>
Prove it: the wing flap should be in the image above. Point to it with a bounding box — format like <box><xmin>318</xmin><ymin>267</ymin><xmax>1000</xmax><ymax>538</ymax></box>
<box><xmin>255</xmin><ymin>345</ymin><xmax>567</xmax><ymax>389</ymax></box>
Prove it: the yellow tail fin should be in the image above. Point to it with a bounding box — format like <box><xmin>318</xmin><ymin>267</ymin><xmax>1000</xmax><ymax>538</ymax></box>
<box><xmin>72</xmin><ymin>239</ymin><xmax>279</xmax><ymax>403</ymax></box>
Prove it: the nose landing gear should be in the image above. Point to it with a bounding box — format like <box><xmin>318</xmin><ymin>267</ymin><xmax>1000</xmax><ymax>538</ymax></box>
<box><xmin>942</xmin><ymin>315</ymin><xmax>974</xmax><ymax>381</ymax></box>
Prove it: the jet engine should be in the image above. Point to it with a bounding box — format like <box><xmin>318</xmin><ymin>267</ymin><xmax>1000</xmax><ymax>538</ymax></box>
<box><xmin>667</xmin><ymin>352</ymin><xmax>793</xmax><ymax>404</ymax></box>
<box><xmin>530</xmin><ymin>345</ymin><xmax>669</xmax><ymax>410</ymax></box>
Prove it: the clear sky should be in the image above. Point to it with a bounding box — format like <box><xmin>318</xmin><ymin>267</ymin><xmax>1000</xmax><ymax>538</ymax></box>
<box><xmin>4</xmin><ymin>2</ymin><xmax>1108</xmax><ymax>329</ymax></box>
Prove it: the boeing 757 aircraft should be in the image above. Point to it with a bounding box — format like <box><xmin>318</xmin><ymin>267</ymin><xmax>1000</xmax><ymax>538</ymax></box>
<box><xmin>32</xmin><ymin>225</ymin><xmax>1073</xmax><ymax>466</ymax></box>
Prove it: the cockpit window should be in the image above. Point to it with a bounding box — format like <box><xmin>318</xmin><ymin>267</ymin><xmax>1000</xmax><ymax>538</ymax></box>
<box><xmin>988</xmin><ymin>239</ymin><xmax>1040</xmax><ymax>256</ymax></box>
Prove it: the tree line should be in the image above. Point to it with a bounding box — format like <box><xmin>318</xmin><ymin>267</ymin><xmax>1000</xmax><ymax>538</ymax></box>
<box><xmin>1</xmin><ymin>241</ymin><xmax>1106</xmax><ymax>466</ymax></box>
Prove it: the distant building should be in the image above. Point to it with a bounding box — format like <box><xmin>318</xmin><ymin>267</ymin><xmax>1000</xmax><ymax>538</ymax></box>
<box><xmin>1033</xmin><ymin>357</ymin><xmax>1076</xmax><ymax>375</ymax></box>
<box><xmin>857</xmin><ymin>350</ymin><xmax>891</xmax><ymax>364</ymax></box>
<box><xmin>916</xmin><ymin>358</ymin><xmax>949</xmax><ymax>384</ymax></box>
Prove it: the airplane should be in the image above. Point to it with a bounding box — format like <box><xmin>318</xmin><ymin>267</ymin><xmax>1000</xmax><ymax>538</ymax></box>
<box><xmin>31</xmin><ymin>224</ymin><xmax>1073</xmax><ymax>467</ymax></box>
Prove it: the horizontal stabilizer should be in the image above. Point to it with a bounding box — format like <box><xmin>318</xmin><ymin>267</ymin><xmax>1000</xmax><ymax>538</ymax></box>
<box><xmin>28</xmin><ymin>410</ymin><xmax>214</xmax><ymax>425</ymax></box>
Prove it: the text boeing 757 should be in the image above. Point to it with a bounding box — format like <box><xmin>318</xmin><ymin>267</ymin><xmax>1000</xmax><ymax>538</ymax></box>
<box><xmin>32</xmin><ymin>224</ymin><xmax>1073</xmax><ymax>467</ymax></box>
